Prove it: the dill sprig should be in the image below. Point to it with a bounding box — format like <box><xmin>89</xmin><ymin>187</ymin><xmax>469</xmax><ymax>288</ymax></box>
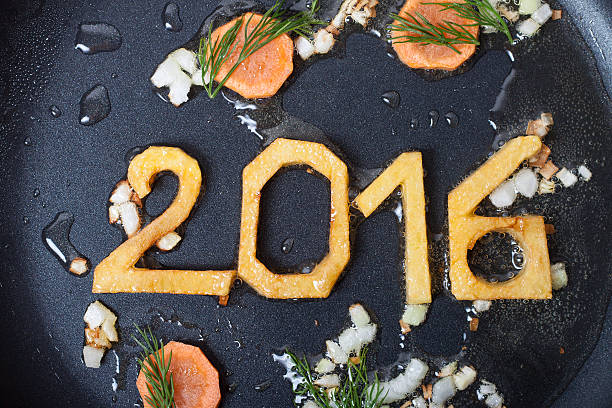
<box><xmin>133</xmin><ymin>325</ymin><xmax>175</xmax><ymax>408</ymax></box>
<box><xmin>287</xmin><ymin>347</ymin><xmax>387</xmax><ymax>408</ymax></box>
<box><xmin>198</xmin><ymin>0</ymin><xmax>322</xmax><ymax>99</ymax></box>
<box><xmin>390</xmin><ymin>0</ymin><xmax>512</xmax><ymax>53</ymax></box>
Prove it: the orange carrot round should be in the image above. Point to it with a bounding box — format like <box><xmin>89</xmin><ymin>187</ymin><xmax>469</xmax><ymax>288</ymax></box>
<box><xmin>136</xmin><ymin>341</ymin><xmax>221</xmax><ymax>408</ymax></box>
<box><xmin>392</xmin><ymin>0</ymin><xmax>479</xmax><ymax>70</ymax></box>
<box><xmin>211</xmin><ymin>13</ymin><xmax>294</xmax><ymax>99</ymax></box>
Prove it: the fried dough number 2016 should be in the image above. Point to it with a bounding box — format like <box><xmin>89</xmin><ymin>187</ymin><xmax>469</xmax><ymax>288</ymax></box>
<box><xmin>93</xmin><ymin>146</ymin><xmax>235</xmax><ymax>295</ymax></box>
<box><xmin>238</xmin><ymin>138</ymin><xmax>350</xmax><ymax>298</ymax></box>
<box><xmin>448</xmin><ymin>136</ymin><xmax>552</xmax><ymax>300</ymax></box>
<box><xmin>353</xmin><ymin>152</ymin><xmax>430</xmax><ymax>305</ymax></box>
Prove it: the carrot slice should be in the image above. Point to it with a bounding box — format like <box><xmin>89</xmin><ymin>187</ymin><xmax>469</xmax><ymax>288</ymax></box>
<box><xmin>136</xmin><ymin>341</ymin><xmax>221</xmax><ymax>408</ymax></box>
<box><xmin>391</xmin><ymin>0</ymin><xmax>479</xmax><ymax>70</ymax></box>
<box><xmin>210</xmin><ymin>13</ymin><xmax>294</xmax><ymax>99</ymax></box>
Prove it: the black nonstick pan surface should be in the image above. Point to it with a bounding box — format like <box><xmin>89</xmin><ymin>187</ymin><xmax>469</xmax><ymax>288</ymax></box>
<box><xmin>1</xmin><ymin>0</ymin><xmax>610</xmax><ymax>407</ymax></box>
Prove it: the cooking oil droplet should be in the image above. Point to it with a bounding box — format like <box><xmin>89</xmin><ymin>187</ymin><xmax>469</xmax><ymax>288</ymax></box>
<box><xmin>33</xmin><ymin>188</ymin><xmax>40</xmax><ymax>197</ymax></box>
<box><xmin>49</xmin><ymin>105</ymin><xmax>62</xmax><ymax>118</ymax></box>
<box><xmin>281</xmin><ymin>238</ymin><xmax>294</xmax><ymax>254</ymax></box>
<box><xmin>409</xmin><ymin>118</ymin><xmax>419</xmax><ymax>129</ymax></box>
<box><xmin>75</xmin><ymin>23</ymin><xmax>122</xmax><ymax>54</ymax></box>
<box><xmin>43</xmin><ymin>212</ymin><xmax>90</xmax><ymax>276</ymax></box>
<box><xmin>254</xmin><ymin>380</ymin><xmax>272</xmax><ymax>391</ymax></box>
<box><xmin>228</xmin><ymin>383</ymin><xmax>238</xmax><ymax>392</ymax></box>
<box><xmin>381</xmin><ymin>90</ymin><xmax>400</xmax><ymax>109</ymax></box>
<box><xmin>24</xmin><ymin>137</ymin><xmax>32</xmax><ymax>146</ymax></box>
<box><xmin>79</xmin><ymin>85</ymin><xmax>111</xmax><ymax>125</ymax></box>
<box><xmin>444</xmin><ymin>111</ymin><xmax>459</xmax><ymax>128</ymax></box>
<box><xmin>162</xmin><ymin>2</ymin><xmax>183</xmax><ymax>32</ymax></box>
<box><xmin>428</xmin><ymin>110</ymin><xmax>439</xmax><ymax>127</ymax></box>
<box><xmin>23</xmin><ymin>216</ymin><xmax>29</xmax><ymax>224</ymax></box>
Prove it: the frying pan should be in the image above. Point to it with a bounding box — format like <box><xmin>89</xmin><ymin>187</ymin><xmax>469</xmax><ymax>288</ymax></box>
<box><xmin>0</xmin><ymin>0</ymin><xmax>610</xmax><ymax>407</ymax></box>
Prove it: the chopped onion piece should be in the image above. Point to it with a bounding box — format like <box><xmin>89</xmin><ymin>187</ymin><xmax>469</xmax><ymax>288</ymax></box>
<box><xmin>109</xmin><ymin>180</ymin><xmax>132</xmax><ymax>204</ymax></box>
<box><xmin>438</xmin><ymin>361</ymin><xmax>457</xmax><ymax>377</ymax></box>
<box><xmin>412</xmin><ymin>396</ymin><xmax>427</xmax><ymax>408</ymax></box>
<box><xmin>108</xmin><ymin>204</ymin><xmax>120</xmax><ymax>224</ymax></box>
<box><xmin>117</xmin><ymin>202</ymin><xmax>141</xmax><ymax>237</ymax></box>
<box><xmin>453</xmin><ymin>366</ymin><xmax>477</xmax><ymax>391</ymax></box>
<box><xmin>314</xmin><ymin>374</ymin><xmax>341</xmax><ymax>388</ymax></box>
<box><xmin>477</xmin><ymin>380</ymin><xmax>497</xmax><ymax>399</ymax></box>
<box><xmin>578</xmin><ymin>165</ymin><xmax>592</xmax><ymax>181</ymax></box>
<box><xmin>378</xmin><ymin>358</ymin><xmax>428</xmax><ymax>403</ymax></box>
<box><xmin>169</xmin><ymin>48</ymin><xmax>198</xmax><ymax>75</ymax></box>
<box><xmin>489</xmin><ymin>180</ymin><xmax>516</xmax><ymax>208</ymax></box>
<box><xmin>326</xmin><ymin>340</ymin><xmax>348</xmax><ymax>364</ymax></box>
<box><xmin>518</xmin><ymin>0</ymin><xmax>541</xmax><ymax>15</ymax></box>
<box><xmin>295</xmin><ymin>36</ymin><xmax>316</xmax><ymax>60</ymax></box>
<box><xmin>540</xmin><ymin>112</ymin><xmax>554</xmax><ymax>126</ymax></box>
<box><xmin>314</xmin><ymin>29</ymin><xmax>334</xmax><ymax>54</ymax></box>
<box><xmin>517</xmin><ymin>18</ymin><xmax>541</xmax><ymax>36</ymax></box>
<box><xmin>168</xmin><ymin>70</ymin><xmax>192</xmax><ymax>107</ymax></box>
<box><xmin>514</xmin><ymin>168</ymin><xmax>538</xmax><ymax>198</ymax></box>
<box><xmin>432</xmin><ymin>376</ymin><xmax>457</xmax><ymax>404</ymax></box>
<box><xmin>338</xmin><ymin>324</ymin><xmax>377</xmax><ymax>355</ymax></box>
<box><xmin>538</xmin><ymin>178</ymin><xmax>555</xmax><ymax>194</ymax></box>
<box><xmin>84</xmin><ymin>301</ymin><xmax>115</xmax><ymax>329</ymax></box>
<box><xmin>70</xmin><ymin>258</ymin><xmax>89</xmax><ymax>275</ymax></box>
<box><xmin>556</xmin><ymin>168</ymin><xmax>578</xmax><ymax>187</ymax></box>
<box><xmin>315</xmin><ymin>358</ymin><xmax>336</xmax><ymax>374</ymax></box>
<box><xmin>551</xmin><ymin>262</ymin><xmax>568</xmax><ymax>290</ymax></box>
<box><xmin>401</xmin><ymin>304</ymin><xmax>428</xmax><ymax>327</ymax></box>
<box><xmin>83</xmin><ymin>345</ymin><xmax>106</xmax><ymax>368</ymax></box>
<box><xmin>538</xmin><ymin>160</ymin><xmax>559</xmax><ymax>180</ymax></box>
<box><xmin>485</xmin><ymin>392</ymin><xmax>504</xmax><ymax>408</ymax></box>
<box><xmin>473</xmin><ymin>300</ymin><xmax>492</xmax><ymax>313</ymax></box>
<box><xmin>151</xmin><ymin>58</ymin><xmax>182</xmax><ymax>88</ymax></box>
<box><xmin>303</xmin><ymin>401</ymin><xmax>319</xmax><ymax>408</ymax></box>
<box><xmin>102</xmin><ymin>316</ymin><xmax>119</xmax><ymax>342</ymax></box>
<box><xmin>349</xmin><ymin>303</ymin><xmax>371</xmax><ymax>327</ymax></box>
<box><xmin>531</xmin><ymin>3</ymin><xmax>553</xmax><ymax>24</ymax></box>
<box><xmin>157</xmin><ymin>231</ymin><xmax>182</xmax><ymax>251</ymax></box>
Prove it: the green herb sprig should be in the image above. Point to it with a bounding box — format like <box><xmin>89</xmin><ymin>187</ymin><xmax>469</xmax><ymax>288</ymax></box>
<box><xmin>287</xmin><ymin>347</ymin><xmax>387</xmax><ymax>408</ymax></box>
<box><xmin>390</xmin><ymin>0</ymin><xmax>512</xmax><ymax>53</ymax></box>
<box><xmin>198</xmin><ymin>0</ymin><xmax>322</xmax><ymax>99</ymax></box>
<box><xmin>133</xmin><ymin>325</ymin><xmax>175</xmax><ymax>408</ymax></box>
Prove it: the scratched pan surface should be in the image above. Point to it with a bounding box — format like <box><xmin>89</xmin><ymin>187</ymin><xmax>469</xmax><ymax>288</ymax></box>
<box><xmin>0</xmin><ymin>0</ymin><xmax>611</xmax><ymax>407</ymax></box>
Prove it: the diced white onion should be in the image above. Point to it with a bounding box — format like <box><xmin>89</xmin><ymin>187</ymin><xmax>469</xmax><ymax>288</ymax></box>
<box><xmin>315</xmin><ymin>358</ymin><xmax>336</xmax><ymax>374</ymax></box>
<box><xmin>438</xmin><ymin>361</ymin><xmax>457</xmax><ymax>377</ymax></box>
<box><xmin>169</xmin><ymin>48</ymin><xmax>198</xmax><ymax>75</ymax></box>
<box><xmin>84</xmin><ymin>301</ymin><xmax>114</xmax><ymax>329</ymax></box>
<box><xmin>412</xmin><ymin>396</ymin><xmax>428</xmax><ymax>408</ymax></box>
<box><xmin>168</xmin><ymin>70</ymin><xmax>192</xmax><ymax>107</ymax></box>
<box><xmin>102</xmin><ymin>316</ymin><xmax>119</xmax><ymax>342</ymax></box>
<box><xmin>83</xmin><ymin>345</ymin><xmax>106</xmax><ymax>368</ymax></box>
<box><xmin>453</xmin><ymin>366</ymin><xmax>477</xmax><ymax>391</ymax></box>
<box><xmin>551</xmin><ymin>262</ymin><xmax>568</xmax><ymax>290</ymax></box>
<box><xmin>109</xmin><ymin>181</ymin><xmax>132</xmax><ymax>204</ymax></box>
<box><xmin>326</xmin><ymin>340</ymin><xmax>348</xmax><ymax>364</ymax></box>
<box><xmin>556</xmin><ymin>168</ymin><xmax>578</xmax><ymax>187</ymax></box>
<box><xmin>531</xmin><ymin>3</ymin><xmax>553</xmax><ymax>24</ymax></box>
<box><xmin>489</xmin><ymin>180</ymin><xmax>516</xmax><ymax>208</ymax></box>
<box><xmin>378</xmin><ymin>358</ymin><xmax>428</xmax><ymax>403</ymax></box>
<box><xmin>401</xmin><ymin>304</ymin><xmax>428</xmax><ymax>327</ymax></box>
<box><xmin>117</xmin><ymin>202</ymin><xmax>141</xmax><ymax>237</ymax></box>
<box><xmin>157</xmin><ymin>231</ymin><xmax>182</xmax><ymax>251</ymax></box>
<box><xmin>314</xmin><ymin>374</ymin><xmax>341</xmax><ymax>388</ymax></box>
<box><xmin>514</xmin><ymin>168</ymin><xmax>538</xmax><ymax>198</ymax></box>
<box><xmin>295</xmin><ymin>36</ymin><xmax>316</xmax><ymax>60</ymax></box>
<box><xmin>578</xmin><ymin>165</ymin><xmax>592</xmax><ymax>181</ymax></box>
<box><xmin>518</xmin><ymin>0</ymin><xmax>541</xmax><ymax>15</ymax></box>
<box><xmin>538</xmin><ymin>178</ymin><xmax>555</xmax><ymax>194</ymax></box>
<box><xmin>473</xmin><ymin>300</ymin><xmax>492</xmax><ymax>313</ymax></box>
<box><xmin>349</xmin><ymin>303</ymin><xmax>371</xmax><ymax>327</ymax></box>
<box><xmin>485</xmin><ymin>392</ymin><xmax>504</xmax><ymax>408</ymax></box>
<box><xmin>108</xmin><ymin>204</ymin><xmax>120</xmax><ymax>224</ymax></box>
<box><xmin>303</xmin><ymin>401</ymin><xmax>320</xmax><ymax>408</ymax></box>
<box><xmin>477</xmin><ymin>380</ymin><xmax>497</xmax><ymax>399</ymax></box>
<box><xmin>151</xmin><ymin>58</ymin><xmax>182</xmax><ymax>88</ymax></box>
<box><xmin>432</xmin><ymin>376</ymin><xmax>457</xmax><ymax>404</ymax></box>
<box><xmin>517</xmin><ymin>18</ymin><xmax>541</xmax><ymax>36</ymax></box>
<box><xmin>314</xmin><ymin>29</ymin><xmax>334</xmax><ymax>54</ymax></box>
<box><xmin>338</xmin><ymin>324</ymin><xmax>377</xmax><ymax>355</ymax></box>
